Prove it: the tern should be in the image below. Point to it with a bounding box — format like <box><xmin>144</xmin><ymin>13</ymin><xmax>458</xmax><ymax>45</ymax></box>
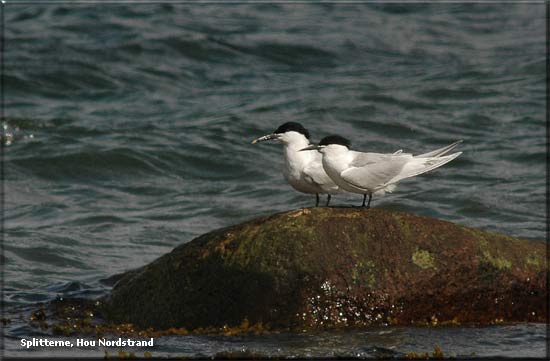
<box><xmin>301</xmin><ymin>135</ymin><xmax>462</xmax><ymax>208</ymax></box>
<box><xmin>251</xmin><ymin>122</ymin><xmax>340</xmax><ymax>206</ymax></box>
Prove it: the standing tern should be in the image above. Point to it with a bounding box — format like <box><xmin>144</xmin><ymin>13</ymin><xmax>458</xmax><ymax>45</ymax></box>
<box><xmin>251</xmin><ymin>122</ymin><xmax>340</xmax><ymax>206</ymax></box>
<box><xmin>301</xmin><ymin>135</ymin><xmax>462</xmax><ymax>208</ymax></box>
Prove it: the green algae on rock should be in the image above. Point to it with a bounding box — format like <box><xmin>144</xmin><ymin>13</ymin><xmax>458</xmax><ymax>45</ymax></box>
<box><xmin>101</xmin><ymin>207</ymin><xmax>546</xmax><ymax>331</ymax></box>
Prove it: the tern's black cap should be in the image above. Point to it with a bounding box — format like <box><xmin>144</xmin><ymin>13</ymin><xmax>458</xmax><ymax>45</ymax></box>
<box><xmin>319</xmin><ymin>135</ymin><xmax>351</xmax><ymax>148</ymax></box>
<box><xmin>274</xmin><ymin>122</ymin><xmax>310</xmax><ymax>139</ymax></box>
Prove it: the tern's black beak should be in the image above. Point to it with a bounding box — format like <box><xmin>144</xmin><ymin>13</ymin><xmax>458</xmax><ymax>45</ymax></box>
<box><xmin>299</xmin><ymin>145</ymin><xmax>321</xmax><ymax>152</ymax></box>
<box><xmin>251</xmin><ymin>134</ymin><xmax>278</xmax><ymax>144</ymax></box>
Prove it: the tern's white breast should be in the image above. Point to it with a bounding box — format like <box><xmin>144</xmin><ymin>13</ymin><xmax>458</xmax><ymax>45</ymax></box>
<box><xmin>282</xmin><ymin>143</ymin><xmax>326</xmax><ymax>194</ymax></box>
<box><xmin>321</xmin><ymin>146</ymin><xmax>368</xmax><ymax>194</ymax></box>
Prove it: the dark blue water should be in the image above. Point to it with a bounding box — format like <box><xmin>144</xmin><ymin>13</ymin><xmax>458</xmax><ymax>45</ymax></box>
<box><xmin>3</xmin><ymin>3</ymin><xmax>546</xmax><ymax>358</ymax></box>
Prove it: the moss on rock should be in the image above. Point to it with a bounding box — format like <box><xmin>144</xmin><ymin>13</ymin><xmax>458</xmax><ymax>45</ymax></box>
<box><xmin>101</xmin><ymin>207</ymin><xmax>546</xmax><ymax>331</ymax></box>
<box><xmin>412</xmin><ymin>248</ymin><xmax>437</xmax><ymax>270</ymax></box>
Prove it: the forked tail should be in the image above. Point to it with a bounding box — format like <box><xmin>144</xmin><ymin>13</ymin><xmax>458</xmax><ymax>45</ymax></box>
<box><xmin>387</xmin><ymin>152</ymin><xmax>462</xmax><ymax>185</ymax></box>
<box><xmin>416</xmin><ymin>140</ymin><xmax>463</xmax><ymax>158</ymax></box>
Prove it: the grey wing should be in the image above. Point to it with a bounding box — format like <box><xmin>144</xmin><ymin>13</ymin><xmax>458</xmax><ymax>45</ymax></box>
<box><xmin>303</xmin><ymin>162</ymin><xmax>339</xmax><ymax>193</ymax></box>
<box><xmin>341</xmin><ymin>155</ymin><xmax>410</xmax><ymax>191</ymax></box>
<box><xmin>349</xmin><ymin>151</ymin><xmax>412</xmax><ymax>168</ymax></box>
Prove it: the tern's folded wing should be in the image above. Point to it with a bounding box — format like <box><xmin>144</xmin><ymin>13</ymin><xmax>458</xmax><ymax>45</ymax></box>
<box><xmin>303</xmin><ymin>162</ymin><xmax>339</xmax><ymax>192</ymax></box>
<box><xmin>341</xmin><ymin>156</ymin><xmax>409</xmax><ymax>191</ymax></box>
<box><xmin>349</xmin><ymin>151</ymin><xmax>412</xmax><ymax>168</ymax></box>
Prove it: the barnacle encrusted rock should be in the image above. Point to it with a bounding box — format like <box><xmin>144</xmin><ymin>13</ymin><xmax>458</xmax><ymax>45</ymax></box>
<box><xmin>102</xmin><ymin>207</ymin><xmax>546</xmax><ymax>330</ymax></box>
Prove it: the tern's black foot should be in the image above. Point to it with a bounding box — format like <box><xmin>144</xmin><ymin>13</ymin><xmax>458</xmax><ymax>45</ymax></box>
<box><xmin>361</xmin><ymin>194</ymin><xmax>372</xmax><ymax>209</ymax></box>
<box><xmin>326</xmin><ymin>194</ymin><xmax>332</xmax><ymax>207</ymax></box>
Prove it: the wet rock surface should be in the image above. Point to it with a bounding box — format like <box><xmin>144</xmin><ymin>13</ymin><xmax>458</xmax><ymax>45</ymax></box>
<box><xmin>101</xmin><ymin>207</ymin><xmax>546</xmax><ymax>331</ymax></box>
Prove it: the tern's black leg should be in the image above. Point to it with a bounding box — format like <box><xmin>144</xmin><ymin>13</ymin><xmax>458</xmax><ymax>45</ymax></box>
<box><xmin>326</xmin><ymin>194</ymin><xmax>332</xmax><ymax>207</ymax></box>
<box><xmin>361</xmin><ymin>194</ymin><xmax>367</xmax><ymax>207</ymax></box>
<box><xmin>366</xmin><ymin>193</ymin><xmax>372</xmax><ymax>209</ymax></box>
<box><xmin>315</xmin><ymin>193</ymin><xmax>320</xmax><ymax>207</ymax></box>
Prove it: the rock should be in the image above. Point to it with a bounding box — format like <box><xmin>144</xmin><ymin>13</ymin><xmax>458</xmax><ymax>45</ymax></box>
<box><xmin>101</xmin><ymin>208</ymin><xmax>546</xmax><ymax>330</ymax></box>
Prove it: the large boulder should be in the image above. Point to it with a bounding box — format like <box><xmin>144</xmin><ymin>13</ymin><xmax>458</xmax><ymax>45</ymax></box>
<box><xmin>102</xmin><ymin>207</ymin><xmax>546</xmax><ymax>330</ymax></box>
